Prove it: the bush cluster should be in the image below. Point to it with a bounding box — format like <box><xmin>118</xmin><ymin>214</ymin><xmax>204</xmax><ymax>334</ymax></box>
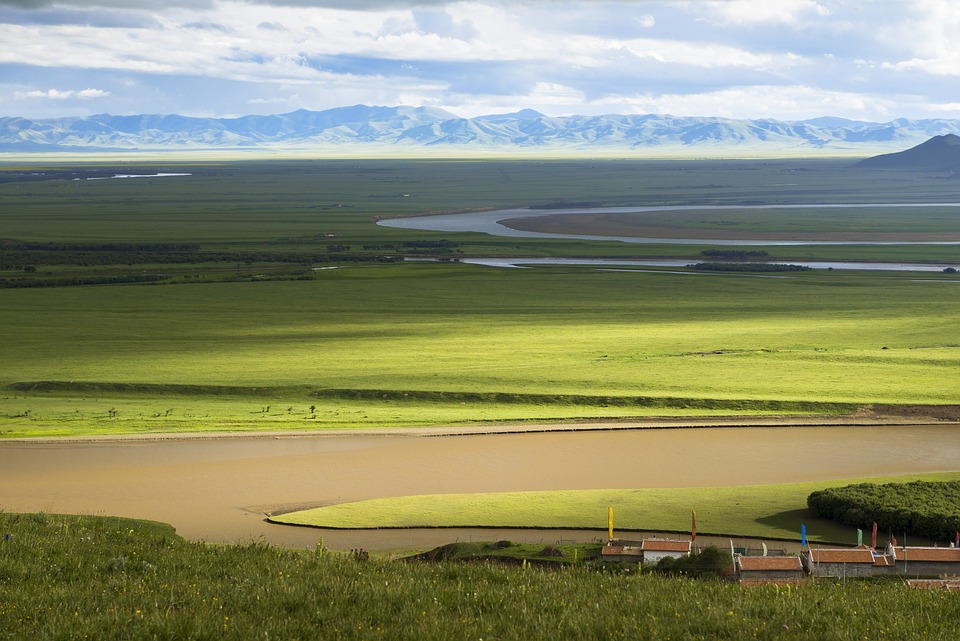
<box><xmin>653</xmin><ymin>547</ymin><xmax>734</xmax><ymax>578</ymax></box>
<box><xmin>807</xmin><ymin>481</ymin><xmax>960</xmax><ymax>542</ymax></box>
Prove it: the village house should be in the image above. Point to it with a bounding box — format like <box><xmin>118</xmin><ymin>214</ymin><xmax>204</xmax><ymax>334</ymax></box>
<box><xmin>735</xmin><ymin>555</ymin><xmax>807</xmax><ymax>585</ymax></box>
<box><xmin>905</xmin><ymin>579</ymin><xmax>960</xmax><ymax>591</ymax></box>
<box><xmin>806</xmin><ymin>545</ymin><xmax>894</xmax><ymax>578</ymax></box>
<box><xmin>640</xmin><ymin>538</ymin><xmax>692</xmax><ymax>564</ymax></box>
<box><xmin>600</xmin><ymin>540</ymin><xmax>643</xmax><ymax>563</ymax></box>
<box><xmin>895</xmin><ymin>547</ymin><xmax>960</xmax><ymax>578</ymax></box>
<box><xmin>600</xmin><ymin>537</ymin><xmax>692</xmax><ymax>564</ymax></box>
<box><xmin>806</xmin><ymin>544</ymin><xmax>960</xmax><ymax>579</ymax></box>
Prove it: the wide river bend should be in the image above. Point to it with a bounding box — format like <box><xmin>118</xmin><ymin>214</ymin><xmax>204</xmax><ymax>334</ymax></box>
<box><xmin>2</xmin><ymin>425</ymin><xmax>958</xmax><ymax>550</ymax></box>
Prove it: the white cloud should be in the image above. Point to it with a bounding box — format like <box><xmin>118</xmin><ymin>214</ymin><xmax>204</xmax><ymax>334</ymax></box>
<box><xmin>2</xmin><ymin>0</ymin><xmax>960</xmax><ymax>121</ymax></box>
<box><xmin>875</xmin><ymin>0</ymin><xmax>960</xmax><ymax>76</ymax></box>
<box><xmin>698</xmin><ymin>0</ymin><xmax>832</xmax><ymax>26</ymax></box>
<box><xmin>14</xmin><ymin>87</ymin><xmax>110</xmax><ymax>100</ymax></box>
<box><xmin>614</xmin><ymin>85</ymin><xmax>897</xmax><ymax>121</ymax></box>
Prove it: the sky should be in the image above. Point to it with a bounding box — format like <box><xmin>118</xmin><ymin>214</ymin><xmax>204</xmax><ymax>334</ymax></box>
<box><xmin>2</xmin><ymin>0</ymin><xmax>960</xmax><ymax>122</ymax></box>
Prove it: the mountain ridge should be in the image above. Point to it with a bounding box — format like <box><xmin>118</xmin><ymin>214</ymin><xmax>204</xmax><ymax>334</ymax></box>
<box><xmin>856</xmin><ymin>133</ymin><xmax>960</xmax><ymax>170</ymax></box>
<box><xmin>3</xmin><ymin>104</ymin><xmax>960</xmax><ymax>154</ymax></box>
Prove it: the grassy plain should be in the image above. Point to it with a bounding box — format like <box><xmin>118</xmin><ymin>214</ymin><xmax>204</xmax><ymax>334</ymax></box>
<box><xmin>4</xmin><ymin>511</ymin><xmax>960</xmax><ymax>641</ymax></box>
<box><xmin>3</xmin><ymin>158</ymin><xmax>960</xmax><ymax>259</ymax></box>
<box><xmin>2</xmin><ymin>264</ymin><xmax>960</xmax><ymax>437</ymax></box>
<box><xmin>272</xmin><ymin>472</ymin><xmax>960</xmax><ymax>546</ymax></box>
<box><xmin>512</xmin><ymin>205</ymin><xmax>960</xmax><ymax>240</ymax></box>
<box><xmin>3</xmin><ymin>158</ymin><xmax>960</xmax><ymax>437</ymax></box>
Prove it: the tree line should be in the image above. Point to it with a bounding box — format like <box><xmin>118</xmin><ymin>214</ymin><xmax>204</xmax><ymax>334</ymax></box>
<box><xmin>0</xmin><ymin>239</ymin><xmax>457</xmax><ymax>270</ymax></box>
<box><xmin>687</xmin><ymin>262</ymin><xmax>812</xmax><ymax>272</ymax></box>
<box><xmin>0</xmin><ymin>274</ymin><xmax>168</xmax><ymax>289</ymax></box>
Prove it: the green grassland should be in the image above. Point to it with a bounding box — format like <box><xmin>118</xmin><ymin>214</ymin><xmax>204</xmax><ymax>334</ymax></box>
<box><xmin>2</xmin><ymin>159</ymin><xmax>960</xmax><ymax>437</ymax></box>
<box><xmin>272</xmin><ymin>472</ymin><xmax>960</xmax><ymax>547</ymax></box>
<box><xmin>2</xmin><ymin>264</ymin><xmax>960</xmax><ymax>437</ymax></box>
<box><xmin>4</xmin><ymin>158</ymin><xmax>960</xmax><ymax>260</ymax></box>
<box><xmin>4</xmin><ymin>511</ymin><xmax>960</xmax><ymax>641</ymax></box>
<box><xmin>528</xmin><ymin>205</ymin><xmax>960</xmax><ymax>237</ymax></box>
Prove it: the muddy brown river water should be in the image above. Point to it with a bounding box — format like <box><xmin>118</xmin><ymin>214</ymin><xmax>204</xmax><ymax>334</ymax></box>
<box><xmin>2</xmin><ymin>425</ymin><xmax>958</xmax><ymax>551</ymax></box>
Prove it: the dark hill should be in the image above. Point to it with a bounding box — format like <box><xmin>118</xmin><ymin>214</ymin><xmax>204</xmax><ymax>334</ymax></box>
<box><xmin>856</xmin><ymin>133</ymin><xmax>960</xmax><ymax>171</ymax></box>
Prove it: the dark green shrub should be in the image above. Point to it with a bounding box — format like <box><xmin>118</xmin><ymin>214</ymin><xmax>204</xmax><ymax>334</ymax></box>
<box><xmin>808</xmin><ymin>481</ymin><xmax>960</xmax><ymax>542</ymax></box>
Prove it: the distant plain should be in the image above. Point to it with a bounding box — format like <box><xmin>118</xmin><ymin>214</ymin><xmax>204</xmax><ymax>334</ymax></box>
<box><xmin>2</xmin><ymin>158</ymin><xmax>960</xmax><ymax>438</ymax></box>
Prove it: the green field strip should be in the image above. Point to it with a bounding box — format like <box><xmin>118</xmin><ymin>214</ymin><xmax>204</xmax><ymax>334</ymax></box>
<box><xmin>271</xmin><ymin>472</ymin><xmax>960</xmax><ymax>545</ymax></box>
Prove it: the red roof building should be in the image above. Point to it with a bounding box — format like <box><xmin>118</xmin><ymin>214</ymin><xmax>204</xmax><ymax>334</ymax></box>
<box><xmin>640</xmin><ymin>538</ymin><xmax>692</xmax><ymax>564</ymax></box>
<box><xmin>736</xmin><ymin>556</ymin><xmax>807</xmax><ymax>585</ymax></box>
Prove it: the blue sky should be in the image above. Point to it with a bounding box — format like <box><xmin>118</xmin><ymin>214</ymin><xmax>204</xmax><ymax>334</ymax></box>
<box><xmin>3</xmin><ymin>0</ymin><xmax>960</xmax><ymax>121</ymax></box>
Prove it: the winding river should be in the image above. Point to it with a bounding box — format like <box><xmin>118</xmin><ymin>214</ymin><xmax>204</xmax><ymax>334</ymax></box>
<box><xmin>2</xmin><ymin>424</ymin><xmax>958</xmax><ymax>550</ymax></box>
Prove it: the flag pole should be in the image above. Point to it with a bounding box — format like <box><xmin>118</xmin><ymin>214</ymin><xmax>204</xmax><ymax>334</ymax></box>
<box><xmin>691</xmin><ymin>511</ymin><xmax>697</xmax><ymax>553</ymax></box>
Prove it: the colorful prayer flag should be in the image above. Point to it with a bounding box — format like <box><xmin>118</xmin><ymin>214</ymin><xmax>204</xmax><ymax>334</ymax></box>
<box><xmin>857</xmin><ymin>528</ymin><xmax>863</xmax><ymax>546</ymax></box>
<box><xmin>801</xmin><ymin>524</ymin><xmax>807</xmax><ymax>548</ymax></box>
<box><xmin>691</xmin><ymin>511</ymin><xmax>697</xmax><ymax>542</ymax></box>
<box><xmin>871</xmin><ymin>522</ymin><xmax>878</xmax><ymax>549</ymax></box>
<box><xmin>608</xmin><ymin>506</ymin><xmax>614</xmax><ymax>540</ymax></box>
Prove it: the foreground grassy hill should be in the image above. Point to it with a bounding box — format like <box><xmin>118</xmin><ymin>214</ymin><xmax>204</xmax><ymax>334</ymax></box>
<box><xmin>2</xmin><ymin>512</ymin><xmax>958</xmax><ymax>641</ymax></box>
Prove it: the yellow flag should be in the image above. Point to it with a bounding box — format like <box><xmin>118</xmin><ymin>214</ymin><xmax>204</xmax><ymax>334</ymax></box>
<box><xmin>608</xmin><ymin>506</ymin><xmax>614</xmax><ymax>540</ymax></box>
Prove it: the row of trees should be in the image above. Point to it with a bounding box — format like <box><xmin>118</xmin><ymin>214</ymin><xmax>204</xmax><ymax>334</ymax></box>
<box><xmin>0</xmin><ymin>274</ymin><xmax>168</xmax><ymax>289</ymax></box>
<box><xmin>3</xmin><ymin>241</ymin><xmax>200</xmax><ymax>252</ymax></box>
<box><xmin>0</xmin><ymin>250</ymin><xmax>404</xmax><ymax>269</ymax></box>
<box><xmin>687</xmin><ymin>262</ymin><xmax>812</xmax><ymax>272</ymax></box>
<box><xmin>807</xmin><ymin>481</ymin><xmax>960</xmax><ymax>542</ymax></box>
<box><xmin>0</xmin><ymin>239</ymin><xmax>459</xmax><ymax>269</ymax></box>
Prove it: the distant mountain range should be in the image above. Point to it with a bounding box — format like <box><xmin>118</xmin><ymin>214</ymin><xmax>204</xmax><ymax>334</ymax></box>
<box><xmin>4</xmin><ymin>105</ymin><xmax>960</xmax><ymax>154</ymax></box>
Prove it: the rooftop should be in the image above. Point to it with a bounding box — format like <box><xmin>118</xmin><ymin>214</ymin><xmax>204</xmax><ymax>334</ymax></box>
<box><xmin>737</xmin><ymin>556</ymin><xmax>803</xmax><ymax>572</ymax></box>
<box><xmin>898</xmin><ymin>547</ymin><xmax>960</xmax><ymax>563</ymax></box>
<box><xmin>808</xmin><ymin>548</ymin><xmax>876</xmax><ymax>564</ymax></box>
<box><xmin>641</xmin><ymin>539</ymin><xmax>692</xmax><ymax>553</ymax></box>
<box><xmin>601</xmin><ymin>545</ymin><xmax>642</xmax><ymax>557</ymax></box>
